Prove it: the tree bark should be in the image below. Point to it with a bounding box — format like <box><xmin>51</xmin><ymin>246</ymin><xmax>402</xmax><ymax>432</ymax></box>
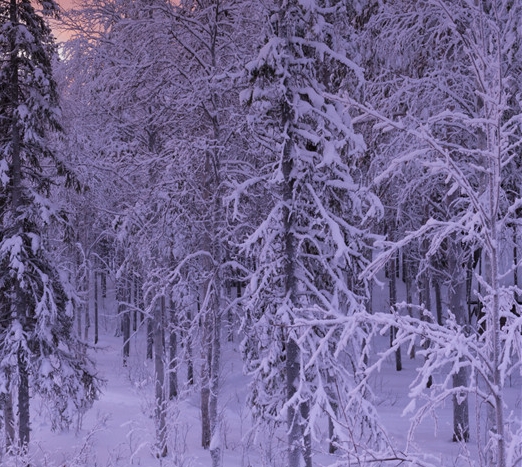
<box><xmin>286</xmin><ymin>337</ymin><xmax>301</xmax><ymax>467</ymax></box>
<box><xmin>169</xmin><ymin>302</ymin><xmax>178</xmax><ymax>400</ymax></box>
<box><xmin>94</xmin><ymin>271</ymin><xmax>99</xmax><ymax>345</ymax></box>
<box><xmin>514</xmin><ymin>225</ymin><xmax>519</xmax><ymax>303</ymax></box>
<box><xmin>485</xmin><ymin>227</ymin><xmax>506</xmax><ymax>466</ymax></box>
<box><xmin>433</xmin><ymin>280</ymin><xmax>443</xmax><ymax>326</ymax></box>
<box><xmin>76</xmin><ymin>261</ymin><xmax>83</xmax><ymax>337</ymax></box>
<box><xmin>281</xmin><ymin>130</ymin><xmax>307</xmax><ymax>467</ymax></box>
<box><xmin>122</xmin><ymin>305</ymin><xmax>130</xmax><ymax>366</ymax></box>
<box><xmin>101</xmin><ymin>271</ymin><xmax>107</xmax><ymax>299</ymax></box>
<box><xmin>3</xmin><ymin>391</ymin><xmax>15</xmax><ymax>453</ymax></box>
<box><xmin>186</xmin><ymin>307</ymin><xmax>194</xmax><ymax>386</ymax></box>
<box><xmin>209</xmin><ymin>299</ymin><xmax>221</xmax><ymax>467</ymax></box>
<box><xmin>389</xmin><ymin>251</ymin><xmax>402</xmax><ymax>371</ymax></box>
<box><xmin>133</xmin><ymin>275</ymin><xmax>139</xmax><ymax>332</ymax></box>
<box><xmin>146</xmin><ymin>317</ymin><xmax>153</xmax><ymax>360</ymax></box>
<box><xmin>17</xmin><ymin>350</ymin><xmax>30</xmax><ymax>449</ymax></box>
<box><xmin>448</xmin><ymin>239</ymin><xmax>469</xmax><ymax>443</ymax></box>
<box><xmin>404</xmin><ymin>253</ymin><xmax>415</xmax><ymax>359</ymax></box>
<box><xmin>9</xmin><ymin>11</ymin><xmax>31</xmax><ymax>438</ymax></box>
<box><xmin>201</xmin><ymin>311</ymin><xmax>211</xmax><ymax>449</ymax></box>
<box><xmin>301</xmin><ymin>401</ymin><xmax>312</xmax><ymax>467</ymax></box>
<box><xmin>154</xmin><ymin>296</ymin><xmax>168</xmax><ymax>457</ymax></box>
<box><xmin>84</xmin><ymin>270</ymin><xmax>90</xmax><ymax>341</ymax></box>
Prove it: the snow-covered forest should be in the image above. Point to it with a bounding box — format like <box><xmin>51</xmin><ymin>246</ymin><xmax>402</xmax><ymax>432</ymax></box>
<box><xmin>0</xmin><ymin>0</ymin><xmax>521</xmax><ymax>466</ymax></box>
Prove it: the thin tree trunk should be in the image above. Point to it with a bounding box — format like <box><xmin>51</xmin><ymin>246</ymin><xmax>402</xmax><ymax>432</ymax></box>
<box><xmin>186</xmin><ymin>307</ymin><xmax>194</xmax><ymax>386</ymax></box>
<box><xmin>301</xmin><ymin>401</ymin><xmax>312</xmax><ymax>467</ymax></box>
<box><xmin>326</xmin><ymin>370</ymin><xmax>338</xmax><ymax>454</ymax></box>
<box><xmin>404</xmin><ymin>253</ymin><xmax>415</xmax><ymax>359</ymax></box>
<box><xmin>119</xmin><ymin>279</ymin><xmax>130</xmax><ymax>365</ymax></box>
<box><xmin>201</xmin><ymin>310</ymin><xmax>212</xmax><ymax>449</ymax></box>
<box><xmin>389</xmin><ymin>251</ymin><xmax>402</xmax><ymax>371</ymax></box>
<box><xmin>84</xmin><ymin>270</ymin><xmax>90</xmax><ymax>342</ymax></box>
<box><xmin>433</xmin><ymin>280</ymin><xmax>443</xmax><ymax>326</ymax></box>
<box><xmin>146</xmin><ymin>317</ymin><xmax>153</xmax><ymax>360</ymax></box>
<box><xmin>101</xmin><ymin>271</ymin><xmax>107</xmax><ymax>299</ymax></box>
<box><xmin>76</xmin><ymin>261</ymin><xmax>83</xmax><ymax>337</ymax></box>
<box><xmin>200</xmin><ymin>367</ymin><xmax>211</xmax><ymax>448</ymax></box>
<box><xmin>3</xmin><ymin>391</ymin><xmax>15</xmax><ymax>453</ymax></box>
<box><xmin>448</xmin><ymin>239</ymin><xmax>469</xmax><ymax>443</ymax></box>
<box><xmin>169</xmin><ymin>301</ymin><xmax>178</xmax><ymax>400</ymax></box>
<box><xmin>154</xmin><ymin>296</ymin><xmax>167</xmax><ymax>457</ymax></box>
<box><xmin>76</xmin><ymin>288</ymin><xmax>82</xmax><ymax>337</ymax></box>
<box><xmin>514</xmin><ymin>225</ymin><xmax>519</xmax><ymax>303</ymax></box>
<box><xmin>419</xmin><ymin>235</ymin><xmax>433</xmax><ymax>387</ymax></box>
<box><xmin>286</xmin><ymin>337</ymin><xmax>301</xmax><ymax>467</ymax></box>
<box><xmin>209</xmin><ymin>298</ymin><xmax>221</xmax><ymax>467</ymax></box>
<box><xmin>452</xmin><ymin>366</ymin><xmax>469</xmax><ymax>442</ymax></box>
<box><xmin>328</xmin><ymin>414</ymin><xmax>336</xmax><ymax>454</ymax></box>
<box><xmin>486</xmin><ymin>232</ymin><xmax>506</xmax><ymax>466</ymax></box>
<box><xmin>94</xmin><ymin>271</ymin><xmax>99</xmax><ymax>345</ymax></box>
<box><xmin>17</xmin><ymin>350</ymin><xmax>30</xmax><ymax>449</ymax></box>
<box><xmin>133</xmin><ymin>275</ymin><xmax>138</xmax><ymax>332</ymax></box>
<box><xmin>122</xmin><ymin>302</ymin><xmax>130</xmax><ymax>366</ymax></box>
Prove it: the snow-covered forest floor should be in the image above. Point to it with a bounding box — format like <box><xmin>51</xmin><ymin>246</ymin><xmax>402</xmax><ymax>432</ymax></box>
<box><xmin>11</xmin><ymin>286</ymin><xmax>519</xmax><ymax>467</ymax></box>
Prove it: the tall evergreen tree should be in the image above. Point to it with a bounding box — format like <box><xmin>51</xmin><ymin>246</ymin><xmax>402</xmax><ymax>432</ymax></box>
<box><xmin>0</xmin><ymin>0</ymin><xmax>101</xmax><ymax>450</ymax></box>
<box><xmin>239</xmin><ymin>1</ymin><xmax>383</xmax><ymax>465</ymax></box>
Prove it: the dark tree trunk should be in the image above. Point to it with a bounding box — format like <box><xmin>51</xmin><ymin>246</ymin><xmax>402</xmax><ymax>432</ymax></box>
<box><xmin>404</xmin><ymin>252</ymin><xmax>415</xmax><ymax>359</ymax></box>
<box><xmin>419</xmin><ymin>243</ymin><xmax>433</xmax><ymax>387</ymax></box>
<box><xmin>452</xmin><ymin>367</ymin><xmax>470</xmax><ymax>442</ymax></box>
<box><xmin>101</xmin><ymin>271</ymin><xmax>107</xmax><ymax>299</ymax></box>
<box><xmin>389</xmin><ymin>251</ymin><xmax>402</xmax><ymax>371</ymax></box>
<box><xmin>8</xmin><ymin>8</ymin><xmax>31</xmax><ymax>438</ymax></box>
<box><xmin>3</xmin><ymin>391</ymin><xmax>15</xmax><ymax>452</ymax></box>
<box><xmin>169</xmin><ymin>303</ymin><xmax>178</xmax><ymax>399</ymax></box>
<box><xmin>133</xmin><ymin>275</ymin><xmax>139</xmax><ymax>332</ymax></box>
<box><xmin>18</xmin><ymin>351</ymin><xmax>30</xmax><ymax>449</ymax></box>
<box><xmin>122</xmin><ymin>302</ymin><xmax>130</xmax><ymax>366</ymax></box>
<box><xmin>186</xmin><ymin>308</ymin><xmax>194</xmax><ymax>386</ymax></box>
<box><xmin>448</xmin><ymin>238</ymin><xmax>470</xmax><ymax>442</ymax></box>
<box><xmin>209</xmin><ymin>300</ymin><xmax>221</xmax><ymax>466</ymax></box>
<box><xmin>281</xmin><ymin>123</ymin><xmax>307</xmax><ymax>467</ymax></box>
<box><xmin>147</xmin><ymin>317</ymin><xmax>153</xmax><ymax>360</ymax></box>
<box><xmin>434</xmin><ymin>280</ymin><xmax>443</xmax><ymax>326</ymax></box>
<box><xmin>328</xmin><ymin>413</ymin><xmax>337</xmax><ymax>454</ymax></box>
<box><xmin>286</xmin><ymin>338</ymin><xmax>301</xmax><ymax>467</ymax></box>
<box><xmin>301</xmin><ymin>400</ymin><xmax>312</xmax><ymax>467</ymax></box>
<box><xmin>201</xmin><ymin>311</ymin><xmax>212</xmax><ymax>449</ymax></box>
<box><xmin>154</xmin><ymin>297</ymin><xmax>167</xmax><ymax>457</ymax></box>
<box><xmin>84</xmin><ymin>270</ymin><xmax>90</xmax><ymax>342</ymax></box>
<box><xmin>514</xmin><ymin>225</ymin><xmax>519</xmax><ymax>303</ymax></box>
<box><xmin>94</xmin><ymin>271</ymin><xmax>99</xmax><ymax>345</ymax></box>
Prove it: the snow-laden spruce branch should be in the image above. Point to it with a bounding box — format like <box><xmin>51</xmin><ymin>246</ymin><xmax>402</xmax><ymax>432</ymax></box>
<box><xmin>291</xmin><ymin>36</ymin><xmax>364</xmax><ymax>82</ymax></box>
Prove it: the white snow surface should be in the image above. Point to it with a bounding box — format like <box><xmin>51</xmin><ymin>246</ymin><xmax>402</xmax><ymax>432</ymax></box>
<box><xmin>12</xmin><ymin>285</ymin><xmax>522</xmax><ymax>467</ymax></box>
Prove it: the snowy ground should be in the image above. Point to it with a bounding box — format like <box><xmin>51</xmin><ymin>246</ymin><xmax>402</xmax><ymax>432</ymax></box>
<box><xmin>21</xmin><ymin>329</ymin><xmax>520</xmax><ymax>467</ymax></box>
<box><xmin>6</xmin><ymin>290</ymin><xmax>522</xmax><ymax>467</ymax></box>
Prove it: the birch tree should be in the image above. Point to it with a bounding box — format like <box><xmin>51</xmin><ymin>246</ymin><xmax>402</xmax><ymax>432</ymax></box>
<box><xmin>351</xmin><ymin>1</ymin><xmax>522</xmax><ymax>465</ymax></box>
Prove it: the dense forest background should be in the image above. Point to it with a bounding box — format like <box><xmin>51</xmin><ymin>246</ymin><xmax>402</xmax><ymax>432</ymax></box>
<box><xmin>0</xmin><ymin>0</ymin><xmax>521</xmax><ymax>466</ymax></box>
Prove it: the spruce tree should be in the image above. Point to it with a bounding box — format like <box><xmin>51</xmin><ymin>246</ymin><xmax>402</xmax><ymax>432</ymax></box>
<box><xmin>0</xmin><ymin>0</ymin><xmax>100</xmax><ymax>450</ymax></box>
<box><xmin>240</xmin><ymin>1</ymin><xmax>383</xmax><ymax>464</ymax></box>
